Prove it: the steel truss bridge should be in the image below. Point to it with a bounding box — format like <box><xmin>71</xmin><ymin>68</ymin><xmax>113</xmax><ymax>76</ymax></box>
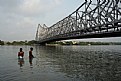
<box><xmin>36</xmin><ymin>0</ymin><xmax>121</xmax><ymax>44</ymax></box>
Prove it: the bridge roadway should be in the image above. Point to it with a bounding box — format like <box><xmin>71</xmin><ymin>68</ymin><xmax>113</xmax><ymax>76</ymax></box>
<box><xmin>36</xmin><ymin>0</ymin><xmax>121</xmax><ymax>44</ymax></box>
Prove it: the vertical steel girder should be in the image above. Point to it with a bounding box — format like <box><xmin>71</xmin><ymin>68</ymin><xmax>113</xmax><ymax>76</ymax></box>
<box><xmin>36</xmin><ymin>0</ymin><xmax>121</xmax><ymax>43</ymax></box>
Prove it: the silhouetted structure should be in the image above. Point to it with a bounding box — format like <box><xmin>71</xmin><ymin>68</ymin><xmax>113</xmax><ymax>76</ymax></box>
<box><xmin>36</xmin><ymin>0</ymin><xmax>121</xmax><ymax>44</ymax></box>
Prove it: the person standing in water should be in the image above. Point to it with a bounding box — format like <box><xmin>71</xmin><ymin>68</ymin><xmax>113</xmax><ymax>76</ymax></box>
<box><xmin>29</xmin><ymin>47</ymin><xmax>34</xmax><ymax>66</ymax></box>
<box><xmin>18</xmin><ymin>48</ymin><xmax>24</xmax><ymax>68</ymax></box>
<box><xmin>18</xmin><ymin>48</ymin><xmax>24</xmax><ymax>59</ymax></box>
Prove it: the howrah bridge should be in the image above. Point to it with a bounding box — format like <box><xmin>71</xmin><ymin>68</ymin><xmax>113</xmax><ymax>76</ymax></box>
<box><xmin>35</xmin><ymin>0</ymin><xmax>121</xmax><ymax>44</ymax></box>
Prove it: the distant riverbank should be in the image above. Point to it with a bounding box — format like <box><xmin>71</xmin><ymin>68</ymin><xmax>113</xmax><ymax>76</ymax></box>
<box><xmin>0</xmin><ymin>40</ymin><xmax>121</xmax><ymax>46</ymax></box>
<box><xmin>47</xmin><ymin>41</ymin><xmax>121</xmax><ymax>45</ymax></box>
<box><xmin>0</xmin><ymin>40</ymin><xmax>36</xmax><ymax>45</ymax></box>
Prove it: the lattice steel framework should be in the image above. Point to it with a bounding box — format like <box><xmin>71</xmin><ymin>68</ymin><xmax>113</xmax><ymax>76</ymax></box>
<box><xmin>36</xmin><ymin>0</ymin><xmax>121</xmax><ymax>44</ymax></box>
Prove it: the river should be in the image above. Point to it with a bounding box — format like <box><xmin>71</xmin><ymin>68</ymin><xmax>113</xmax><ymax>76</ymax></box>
<box><xmin>0</xmin><ymin>45</ymin><xmax>121</xmax><ymax>81</ymax></box>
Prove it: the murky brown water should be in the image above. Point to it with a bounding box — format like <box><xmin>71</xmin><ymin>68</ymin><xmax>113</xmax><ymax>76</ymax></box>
<box><xmin>0</xmin><ymin>45</ymin><xmax>121</xmax><ymax>81</ymax></box>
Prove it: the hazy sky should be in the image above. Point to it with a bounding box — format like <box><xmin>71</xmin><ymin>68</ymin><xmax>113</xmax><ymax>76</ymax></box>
<box><xmin>0</xmin><ymin>0</ymin><xmax>121</xmax><ymax>42</ymax></box>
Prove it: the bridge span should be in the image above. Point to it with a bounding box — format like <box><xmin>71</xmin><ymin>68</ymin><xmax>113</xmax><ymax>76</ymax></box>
<box><xmin>35</xmin><ymin>0</ymin><xmax>121</xmax><ymax>44</ymax></box>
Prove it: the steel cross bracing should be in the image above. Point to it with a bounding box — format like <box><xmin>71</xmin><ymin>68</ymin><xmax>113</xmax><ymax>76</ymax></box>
<box><xmin>36</xmin><ymin>0</ymin><xmax>121</xmax><ymax>44</ymax></box>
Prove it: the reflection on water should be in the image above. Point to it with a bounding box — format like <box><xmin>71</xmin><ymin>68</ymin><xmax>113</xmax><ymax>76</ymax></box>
<box><xmin>35</xmin><ymin>45</ymin><xmax>121</xmax><ymax>81</ymax></box>
<box><xmin>0</xmin><ymin>45</ymin><xmax>121</xmax><ymax>81</ymax></box>
<box><xmin>29</xmin><ymin>57</ymin><xmax>33</xmax><ymax>67</ymax></box>
<box><xmin>18</xmin><ymin>58</ymin><xmax>24</xmax><ymax>68</ymax></box>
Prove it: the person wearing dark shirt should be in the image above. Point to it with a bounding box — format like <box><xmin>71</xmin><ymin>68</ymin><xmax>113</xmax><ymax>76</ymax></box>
<box><xmin>18</xmin><ymin>48</ymin><xmax>24</xmax><ymax>58</ymax></box>
<box><xmin>29</xmin><ymin>47</ymin><xmax>34</xmax><ymax>66</ymax></box>
<box><xmin>18</xmin><ymin>48</ymin><xmax>24</xmax><ymax>68</ymax></box>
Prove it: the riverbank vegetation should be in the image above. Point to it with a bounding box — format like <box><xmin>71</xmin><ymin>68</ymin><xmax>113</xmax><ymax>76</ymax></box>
<box><xmin>0</xmin><ymin>40</ymin><xmax>121</xmax><ymax>45</ymax></box>
<box><xmin>0</xmin><ymin>40</ymin><xmax>36</xmax><ymax>45</ymax></box>
<box><xmin>47</xmin><ymin>41</ymin><xmax>121</xmax><ymax>45</ymax></box>
<box><xmin>0</xmin><ymin>40</ymin><xmax>4</xmax><ymax>45</ymax></box>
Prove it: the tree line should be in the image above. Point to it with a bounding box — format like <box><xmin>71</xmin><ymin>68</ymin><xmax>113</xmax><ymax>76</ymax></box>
<box><xmin>47</xmin><ymin>41</ymin><xmax>121</xmax><ymax>45</ymax></box>
<box><xmin>0</xmin><ymin>40</ymin><xmax>37</xmax><ymax>45</ymax></box>
<box><xmin>0</xmin><ymin>40</ymin><xmax>121</xmax><ymax>45</ymax></box>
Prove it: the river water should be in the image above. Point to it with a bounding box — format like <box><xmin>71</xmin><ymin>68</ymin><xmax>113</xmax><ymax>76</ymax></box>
<box><xmin>0</xmin><ymin>45</ymin><xmax>121</xmax><ymax>81</ymax></box>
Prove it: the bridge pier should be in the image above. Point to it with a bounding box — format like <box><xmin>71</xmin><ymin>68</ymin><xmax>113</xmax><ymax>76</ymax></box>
<box><xmin>37</xmin><ymin>43</ymin><xmax>46</xmax><ymax>46</ymax></box>
<box><xmin>35</xmin><ymin>41</ymin><xmax>46</xmax><ymax>46</ymax></box>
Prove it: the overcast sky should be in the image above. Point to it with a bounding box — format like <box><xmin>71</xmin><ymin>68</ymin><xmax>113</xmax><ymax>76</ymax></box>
<box><xmin>0</xmin><ymin>0</ymin><xmax>121</xmax><ymax>42</ymax></box>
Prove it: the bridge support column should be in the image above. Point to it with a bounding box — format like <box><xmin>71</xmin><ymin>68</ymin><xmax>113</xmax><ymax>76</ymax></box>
<box><xmin>35</xmin><ymin>42</ymin><xmax>46</xmax><ymax>46</ymax></box>
<box><xmin>38</xmin><ymin>43</ymin><xmax>46</xmax><ymax>46</ymax></box>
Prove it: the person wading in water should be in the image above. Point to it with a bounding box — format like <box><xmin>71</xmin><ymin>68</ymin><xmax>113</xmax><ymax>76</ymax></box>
<box><xmin>29</xmin><ymin>47</ymin><xmax>34</xmax><ymax>66</ymax></box>
<box><xmin>18</xmin><ymin>48</ymin><xmax>24</xmax><ymax>59</ymax></box>
<box><xmin>18</xmin><ymin>48</ymin><xmax>24</xmax><ymax>68</ymax></box>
